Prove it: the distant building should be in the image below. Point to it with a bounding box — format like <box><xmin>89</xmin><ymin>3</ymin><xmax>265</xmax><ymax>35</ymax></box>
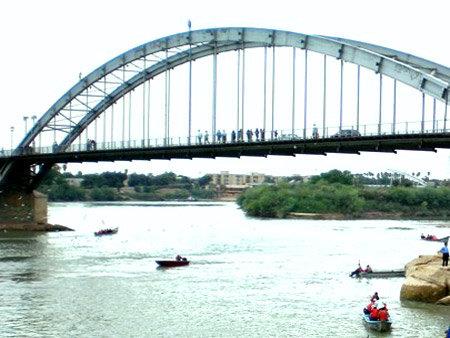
<box><xmin>210</xmin><ymin>171</ymin><xmax>266</xmax><ymax>187</ymax></box>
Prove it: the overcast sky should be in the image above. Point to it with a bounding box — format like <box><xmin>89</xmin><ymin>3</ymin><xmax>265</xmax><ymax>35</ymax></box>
<box><xmin>1</xmin><ymin>0</ymin><xmax>449</xmax><ymax>178</ymax></box>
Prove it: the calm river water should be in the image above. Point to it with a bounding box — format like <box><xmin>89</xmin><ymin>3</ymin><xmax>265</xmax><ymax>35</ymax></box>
<box><xmin>0</xmin><ymin>201</ymin><xmax>449</xmax><ymax>337</ymax></box>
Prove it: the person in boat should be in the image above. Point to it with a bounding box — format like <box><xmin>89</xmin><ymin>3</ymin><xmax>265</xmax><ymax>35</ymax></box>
<box><xmin>369</xmin><ymin>303</ymin><xmax>380</xmax><ymax>321</ymax></box>
<box><xmin>175</xmin><ymin>255</ymin><xmax>182</xmax><ymax>262</ymax></box>
<box><xmin>363</xmin><ymin>264</ymin><xmax>373</xmax><ymax>273</ymax></box>
<box><xmin>421</xmin><ymin>233</ymin><xmax>426</xmax><ymax>239</ymax></box>
<box><xmin>363</xmin><ymin>299</ymin><xmax>375</xmax><ymax>315</ymax></box>
<box><xmin>182</xmin><ymin>257</ymin><xmax>187</xmax><ymax>262</ymax></box>
<box><xmin>350</xmin><ymin>263</ymin><xmax>363</xmax><ymax>277</ymax></box>
<box><xmin>439</xmin><ymin>242</ymin><xmax>449</xmax><ymax>267</ymax></box>
<box><xmin>370</xmin><ymin>292</ymin><xmax>379</xmax><ymax>302</ymax></box>
<box><xmin>378</xmin><ymin>303</ymin><xmax>389</xmax><ymax>321</ymax></box>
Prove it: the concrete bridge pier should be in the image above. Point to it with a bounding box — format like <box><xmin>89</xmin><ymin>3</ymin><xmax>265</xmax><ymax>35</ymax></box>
<box><xmin>0</xmin><ymin>189</ymin><xmax>49</xmax><ymax>230</ymax></box>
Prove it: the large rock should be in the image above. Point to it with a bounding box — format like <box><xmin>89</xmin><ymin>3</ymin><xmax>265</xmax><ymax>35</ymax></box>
<box><xmin>400</xmin><ymin>255</ymin><xmax>450</xmax><ymax>304</ymax></box>
<box><xmin>436</xmin><ymin>296</ymin><xmax>450</xmax><ymax>305</ymax></box>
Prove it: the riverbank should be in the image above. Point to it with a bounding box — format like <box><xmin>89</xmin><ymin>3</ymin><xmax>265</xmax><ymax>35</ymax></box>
<box><xmin>237</xmin><ymin>174</ymin><xmax>450</xmax><ymax>219</ymax></box>
<box><xmin>0</xmin><ymin>222</ymin><xmax>73</xmax><ymax>231</ymax></box>
<box><xmin>287</xmin><ymin>211</ymin><xmax>450</xmax><ymax>220</ymax></box>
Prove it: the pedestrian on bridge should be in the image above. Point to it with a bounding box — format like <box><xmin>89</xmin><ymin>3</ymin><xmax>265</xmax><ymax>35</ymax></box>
<box><xmin>222</xmin><ymin>130</ymin><xmax>227</xmax><ymax>143</ymax></box>
<box><xmin>312</xmin><ymin>124</ymin><xmax>319</xmax><ymax>139</ymax></box>
<box><xmin>246</xmin><ymin>129</ymin><xmax>253</xmax><ymax>142</ymax></box>
<box><xmin>204</xmin><ymin>130</ymin><xmax>209</xmax><ymax>144</ymax></box>
<box><xmin>231</xmin><ymin>130</ymin><xmax>236</xmax><ymax>143</ymax></box>
<box><xmin>237</xmin><ymin>129</ymin><xmax>242</xmax><ymax>142</ymax></box>
<box><xmin>197</xmin><ymin>130</ymin><xmax>202</xmax><ymax>144</ymax></box>
<box><xmin>216</xmin><ymin>130</ymin><xmax>222</xmax><ymax>143</ymax></box>
<box><xmin>255</xmin><ymin>128</ymin><xmax>260</xmax><ymax>141</ymax></box>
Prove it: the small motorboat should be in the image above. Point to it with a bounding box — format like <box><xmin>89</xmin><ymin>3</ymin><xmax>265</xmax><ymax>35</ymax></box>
<box><xmin>155</xmin><ymin>259</ymin><xmax>189</xmax><ymax>267</ymax></box>
<box><xmin>362</xmin><ymin>313</ymin><xmax>392</xmax><ymax>332</ymax></box>
<box><xmin>94</xmin><ymin>227</ymin><xmax>118</xmax><ymax>236</ymax></box>
<box><xmin>358</xmin><ymin>270</ymin><xmax>405</xmax><ymax>278</ymax></box>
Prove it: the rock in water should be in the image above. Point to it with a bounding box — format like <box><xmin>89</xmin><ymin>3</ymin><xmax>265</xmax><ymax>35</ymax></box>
<box><xmin>400</xmin><ymin>255</ymin><xmax>450</xmax><ymax>304</ymax></box>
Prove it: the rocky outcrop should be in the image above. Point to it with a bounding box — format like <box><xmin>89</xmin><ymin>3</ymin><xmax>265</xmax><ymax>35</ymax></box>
<box><xmin>400</xmin><ymin>255</ymin><xmax>449</xmax><ymax>304</ymax></box>
<box><xmin>436</xmin><ymin>295</ymin><xmax>450</xmax><ymax>305</ymax></box>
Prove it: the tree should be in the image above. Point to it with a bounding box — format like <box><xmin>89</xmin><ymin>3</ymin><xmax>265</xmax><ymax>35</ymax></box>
<box><xmin>39</xmin><ymin>166</ymin><xmax>65</xmax><ymax>187</ymax></box>
<box><xmin>101</xmin><ymin>172</ymin><xmax>127</xmax><ymax>190</ymax></box>
<box><xmin>198</xmin><ymin>174</ymin><xmax>212</xmax><ymax>187</ymax></box>
<box><xmin>310</xmin><ymin>170</ymin><xmax>353</xmax><ymax>185</ymax></box>
<box><xmin>153</xmin><ymin>172</ymin><xmax>177</xmax><ymax>186</ymax></box>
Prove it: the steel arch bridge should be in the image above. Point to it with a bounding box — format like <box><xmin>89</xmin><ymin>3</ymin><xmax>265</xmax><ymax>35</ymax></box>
<box><xmin>1</xmin><ymin>27</ymin><xmax>450</xmax><ymax>192</ymax></box>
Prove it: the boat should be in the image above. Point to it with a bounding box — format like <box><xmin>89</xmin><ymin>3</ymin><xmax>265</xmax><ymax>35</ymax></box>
<box><xmin>421</xmin><ymin>235</ymin><xmax>449</xmax><ymax>243</ymax></box>
<box><xmin>362</xmin><ymin>313</ymin><xmax>392</xmax><ymax>332</ymax></box>
<box><xmin>94</xmin><ymin>227</ymin><xmax>118</xmax><ymax>236</ymax></box>
<box><xmin>358</xmin><ymin>270</ymin><xmax>405</xmax><ymax>278</ymax></box>
<box><xmin>155</xmin><ymin>260</ymin><xmax>189</xmax><ymax>267</ymax></box>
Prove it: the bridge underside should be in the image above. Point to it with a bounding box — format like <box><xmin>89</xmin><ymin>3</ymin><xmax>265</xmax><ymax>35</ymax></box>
<box><xmin>1</xmin><ymin>133</ymin><xmax>449</xmax><ymax>167</ymax></box>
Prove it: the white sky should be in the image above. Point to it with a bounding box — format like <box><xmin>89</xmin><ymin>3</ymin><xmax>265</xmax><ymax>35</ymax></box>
<box><xmin>1</xmin><ymin>0</ymin><xmax>449</xmax><ymax>178</ymax></box>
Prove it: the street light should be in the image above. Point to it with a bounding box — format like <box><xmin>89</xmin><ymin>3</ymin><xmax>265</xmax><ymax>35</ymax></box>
<box><xmin>23</xmin><ymin>116</ymin><xmax>29</xmax><ymax>134</ymax></box>
<box><xmin>10</xmin><ymin>126</ymin><xmax>14</xmax><ymax>150</ymax></box>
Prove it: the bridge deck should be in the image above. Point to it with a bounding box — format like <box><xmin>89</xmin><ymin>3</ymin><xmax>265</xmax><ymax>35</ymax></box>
<box><xmin>1</xmin><ymin>133</ymin><xmax>449</xmax><ymax>165</ymax></box>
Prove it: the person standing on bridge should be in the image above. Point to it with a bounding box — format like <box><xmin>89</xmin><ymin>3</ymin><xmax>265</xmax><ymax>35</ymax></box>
<box><xmin>204</xmin><ymin>130</ymin><xmax>209</xmax><ymax>144</ymax></box>
<box><xmin>246</xmin><ymin>129</ymin><xmax>252</xmax><ymax>142</ymax></box>
<box><xmin>312</xmin><ymin>124</ymin><xmax>319</xmax><ymax>139</ymax></box>
<box><xmin>197</xmin><ymin>130</ymin><xmax>202</xmax><ymax>144</ymax></box>
<box><xmin>439</xmin><ymin>242</ymin><xmax>449</xmax><ymax>267</ymax></box>
<box><xmin>216</xmin><ymin>130</ymin><xmax>222</xmax><ymax>143</ymax></box>
<box><xmin>231</xmin><ymin>130</ymin><xmax>236</xmax><ymax>143</ymax></box>
<box><xmin>222</xmin><ymin>130</ymin><xmax>227</xmax><ymax>143</ymax></box>
<box><xmin>255</xmin><ymin>128</ymin><xmax>260</xmax><ymax>141</ymax></box>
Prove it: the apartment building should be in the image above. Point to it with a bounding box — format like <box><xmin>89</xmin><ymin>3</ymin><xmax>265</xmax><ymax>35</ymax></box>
<box><xmin>210</xmin><ymin>171</ymin><xmax>266</xmax><ymax>187</ymax></box>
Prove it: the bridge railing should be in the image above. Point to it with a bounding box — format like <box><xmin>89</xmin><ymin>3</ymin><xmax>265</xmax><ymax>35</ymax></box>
<box><xmin>1</xmin><ymin>119</ymin><xmax>448</xmax><ymax>158</ymax></box>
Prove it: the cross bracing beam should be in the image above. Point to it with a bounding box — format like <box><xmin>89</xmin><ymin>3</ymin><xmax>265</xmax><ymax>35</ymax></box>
<box><xmin>15</xmin><ymin>27</ymin><xmax>450</xmax><ymax>156</ymax></box>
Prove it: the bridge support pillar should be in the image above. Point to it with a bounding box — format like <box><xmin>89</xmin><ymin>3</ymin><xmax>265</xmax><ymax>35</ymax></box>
<box><xmin>0</xmin><ymin>190</ymin><xmax>49</xmax><ymax>230</ymax></box>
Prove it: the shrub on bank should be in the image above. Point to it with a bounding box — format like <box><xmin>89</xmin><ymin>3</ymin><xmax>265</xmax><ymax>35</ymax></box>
<box><xmin>238</xmin><ymin>182</ymin><xmax>450</xmax><ymax>218</ymax></box>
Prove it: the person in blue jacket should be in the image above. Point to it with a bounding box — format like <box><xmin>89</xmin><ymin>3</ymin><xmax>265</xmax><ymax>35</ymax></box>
<box><xmin>439</xmin><ymin>242</ymin><xmax>449</xmax><ymax>267</ymax></box>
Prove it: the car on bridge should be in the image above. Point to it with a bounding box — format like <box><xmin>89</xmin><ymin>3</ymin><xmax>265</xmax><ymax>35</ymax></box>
<box><xmin>278</xmin><ymin>133</ymin><xmax>301</xmax><ymax>141</ymax></box>
<box><xmin>331</xmin><ymin>129</ymin><xmax>361</xmax><ymax>138</ymax></box>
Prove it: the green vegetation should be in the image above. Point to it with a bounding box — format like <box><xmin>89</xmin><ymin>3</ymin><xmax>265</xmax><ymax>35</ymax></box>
<box><xmin>38</xmin><ymin>166</ymin><xmax>215</xmax><ymax>202</ymax></box>
<box><xmin>237</xmin><ymin>170</ymin><xmax>450</xmax><ymax>218</ymax></box>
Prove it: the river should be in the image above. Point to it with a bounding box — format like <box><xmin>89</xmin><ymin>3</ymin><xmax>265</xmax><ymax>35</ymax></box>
<box><xmin>0</xmin><ymin>201</ymin><xmax>448</xmax><ymax>337</ymax></box>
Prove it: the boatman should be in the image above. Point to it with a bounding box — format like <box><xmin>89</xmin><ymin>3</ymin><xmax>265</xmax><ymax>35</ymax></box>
<box><xmin>439</xmin><ymin>242</ymin><xmax>449</xmax><ymax>267</ymax></box>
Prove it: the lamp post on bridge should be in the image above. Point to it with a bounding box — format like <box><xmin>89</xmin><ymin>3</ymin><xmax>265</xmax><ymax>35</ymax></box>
<box><xmin>10</xmin><ymin>126</ymin><xmax>14</xmax><ymax>150</ymax></box>
<box><xmin>23</xmin><ymin>116</ymin><xmax>29</xmax><ymax>135</ymax></box>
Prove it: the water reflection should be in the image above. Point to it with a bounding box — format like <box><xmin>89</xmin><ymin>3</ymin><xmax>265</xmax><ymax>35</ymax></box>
<box><xmin>11</xmin><ymin>271</ymin><xmax>42</xmax><ymax>283</ymax></box>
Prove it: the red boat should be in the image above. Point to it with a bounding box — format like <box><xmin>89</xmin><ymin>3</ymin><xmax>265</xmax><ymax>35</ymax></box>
<box><xmin>155</xmin><ymin>260</ymin><xmax>189</xmax><ymax>267</ymax></box>
<box><xmin>421</xmin><ymin>235</ymin><xmax>449</xmax><ymax>243</ymax></box>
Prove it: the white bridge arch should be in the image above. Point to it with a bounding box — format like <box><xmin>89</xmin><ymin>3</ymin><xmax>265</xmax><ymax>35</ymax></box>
<box><xmin>16</xmin><ymin>27</ymin><xmax>450</xmax><ymax>154</ymax></box>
